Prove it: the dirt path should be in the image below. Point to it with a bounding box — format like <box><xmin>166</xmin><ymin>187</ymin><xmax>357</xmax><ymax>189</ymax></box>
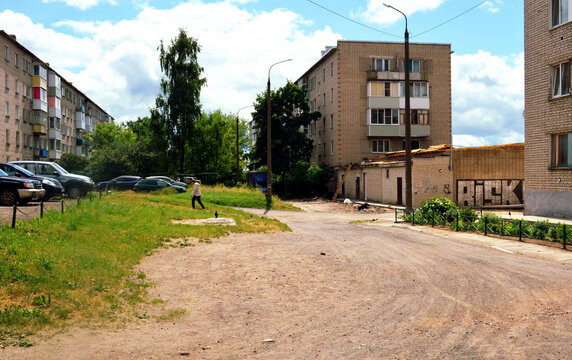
<box><xmin>3</xmin><ymin>200</ymin><xmax>572</xmax><ymax>359</ymax></box>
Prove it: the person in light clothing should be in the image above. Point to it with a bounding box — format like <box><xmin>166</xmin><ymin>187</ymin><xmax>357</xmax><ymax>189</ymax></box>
<box><xmin>190</xmin><ymin>179</ymin><xmax>205</xmax><ymax>209</ymax></box>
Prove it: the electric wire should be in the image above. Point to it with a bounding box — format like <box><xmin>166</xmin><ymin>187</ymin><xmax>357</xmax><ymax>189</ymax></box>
<box><xmin>411</xmin><ymin>1</ymin><xmax>488</xmax><ymax>38</ymax></box>
<box><xmin>305</xmin><ymin>0</ymin><xmax>488</xmax><ymax>40</ymax></box>
<box><xmin>305</xmin><ymin>0</ymin><xmax>401</xmax><ymax>38</ymax></box>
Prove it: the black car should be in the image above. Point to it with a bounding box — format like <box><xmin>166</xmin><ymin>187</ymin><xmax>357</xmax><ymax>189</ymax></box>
<box><xmin>0</xmin><ymin>169</ymin><xmax>45</xmax><ymax>206</ymax></box>
<box><xmin>96</xmin><ymin>176</ymin><xmax>142</xmax><ymax>191</ymax></box>
<box><xmin>0</xmin><ymin>163</ymin><xmax>64</xmax><ymax>201</ymax></box>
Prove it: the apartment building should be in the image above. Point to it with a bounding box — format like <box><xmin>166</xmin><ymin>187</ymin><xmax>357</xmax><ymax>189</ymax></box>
<box><xmin>1</xmin><ymin>30</ymin><xmax>113</xmax><ymax>163</ymax></box>
<box><xmin>296</xmin><ymin>40</ymin><xmax>452</xmax><ymax>182</ymax></box>
<box><xmin>524</xmin><ymin>1</ymin><xmax>572</xmax><ymax>218</ymax></box>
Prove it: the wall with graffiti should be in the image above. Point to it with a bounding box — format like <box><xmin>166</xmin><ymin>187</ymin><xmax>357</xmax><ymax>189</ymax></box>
<box><xmin>457</xmin><ymin>179</ymin><xmax>524</xmax><ymax>207</ymax></box>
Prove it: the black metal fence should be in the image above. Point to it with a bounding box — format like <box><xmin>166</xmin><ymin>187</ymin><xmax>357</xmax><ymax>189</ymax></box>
<box><xmin>395</xmin><ymin>208</ymin><xmax>571</xmax><ymax>250</ymax></box>
<box><xmin>0</xmin><ymin>192</ymin><xmax>104</xmax><ymax>229</ymax></box>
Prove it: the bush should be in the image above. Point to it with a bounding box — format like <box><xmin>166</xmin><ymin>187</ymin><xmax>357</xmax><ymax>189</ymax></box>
<box><xmin>532</xmin><ymin>220</ymin><xmax>550</xmax><ymax>240</ymax></box>
<box><xmin>419</xmin><ymin>196</ymin><xmax>457</xmax><ymax>215</ymax></box>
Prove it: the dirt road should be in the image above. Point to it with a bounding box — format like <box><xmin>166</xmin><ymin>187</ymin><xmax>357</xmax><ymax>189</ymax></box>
<box><xmin>4</xmin><ymin>200</ymin><xmax>572</xmax><ymax>359</ymax></box>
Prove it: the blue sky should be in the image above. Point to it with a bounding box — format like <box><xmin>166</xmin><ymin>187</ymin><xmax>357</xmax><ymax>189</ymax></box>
<box><xmin>0</xmin><ymin>0</ymin><xmax>524</xmax><ymax>146</ymax></box>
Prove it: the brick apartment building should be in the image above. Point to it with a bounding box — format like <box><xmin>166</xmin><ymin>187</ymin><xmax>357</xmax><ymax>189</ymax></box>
<box><xmin>295</xmin><ymin>40</ymin><xmax>452</xmax><ymax>186</ymax></box>
<box><xmin>1</xmin><ymin>30</ymin><xmax>113</xmax><ymax>163</ymax></box>
<box><xmin>524</xmin><ymin>1</ymin><xmax>572</xmax><ymax>218</ymax></box>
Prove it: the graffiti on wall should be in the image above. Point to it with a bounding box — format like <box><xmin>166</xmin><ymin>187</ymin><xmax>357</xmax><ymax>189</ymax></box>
<box><xmin>457</xmin><ymin>179</ymin><xmax>524</xmax><ymax>206</ymax></box>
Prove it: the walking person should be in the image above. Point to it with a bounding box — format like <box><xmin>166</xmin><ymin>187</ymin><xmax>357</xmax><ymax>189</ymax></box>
<box><xmin>190</xmin><ymin>179</ymin><xmax>205</xmax><ymax>210</ymax></box>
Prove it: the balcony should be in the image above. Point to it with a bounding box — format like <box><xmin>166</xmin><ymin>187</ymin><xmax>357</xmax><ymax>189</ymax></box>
<box><xmin>368</xmin><ymin>124</ymin><xmax>430</xmax><ymax>137</ymax></box>
<box><xmin>48</xmin><ymin>149</ymin><xmax>61</xmax><ymax>160</ymax></box>
<box><xmin>33</xmin><ymin>124</ymin><xmax>47</xmax><ymax>135</ymax></box>
<box><xmin>76</xmin><ymin>111</ymin><xmax>86</xmax><ymax>131</ymax></box>
<box><xmin>48</xmin><ymin>128</ymin><xmax>61</xmax><ymax>140</ymax></box>
<box><xmin>366</xmin><ymin>70</ymin><xmax>424</xmax><ymax>82</ymax></box>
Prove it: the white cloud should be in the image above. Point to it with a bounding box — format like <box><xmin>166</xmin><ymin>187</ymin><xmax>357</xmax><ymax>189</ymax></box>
<box><xmin>41</xmin><ymin>0</ymin><xmax>117</xmax><ymax>10</ymax></box>
<box><xmin>1</xmin><ymin>3</ymin><xmax>341</xmax><ymax>123</ymax></box>
<box><xmin>452</xmin><ymin>51</ymin><xmax>524</xmax><ymax>146</ymax></box>
<box><xmin>358</xmin><ymin>0</ymin><xmax>447</xmax><ymax>26</ymax></box>
<box><xmin>483</xmin><ymin>1</ymin><xmax>501</xmax><ymax>13</ymax></box>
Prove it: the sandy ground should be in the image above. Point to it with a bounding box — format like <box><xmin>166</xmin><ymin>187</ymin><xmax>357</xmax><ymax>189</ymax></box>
<box><xmin>3</xmin><ymin>199</ymin><xmax>572</xmax><ymax>359</ymax></box>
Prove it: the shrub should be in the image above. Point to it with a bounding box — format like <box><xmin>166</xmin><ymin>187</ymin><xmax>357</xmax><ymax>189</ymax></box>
<box><xmin>419</xmin><ymin>196</ymin><xmax>457</xmax><ymax>216</ymax></box>
<box><xmin>532</xmin><ymin>220</ymin><xmax>550</xmax><ymax>240</ymax></box>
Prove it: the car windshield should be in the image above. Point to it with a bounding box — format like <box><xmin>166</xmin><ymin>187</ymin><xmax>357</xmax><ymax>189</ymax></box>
<box><xmin>11</xmin><ymin>164</ymin><xmax>35</xmax><ymax>176</ymax></box>
<box><xmin>0</xmin><ymin>169</ymin><xmax>8</xmax><ymax>176</ymax></box>
<box><xmin>51</xmin><ymin>162</ymin><xmax>69</xmax><ymax>174</ymax></box>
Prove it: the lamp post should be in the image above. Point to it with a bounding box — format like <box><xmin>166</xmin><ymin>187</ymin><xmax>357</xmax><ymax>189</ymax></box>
<box><xmin>236</xmin><ymin>105</ymin><xmax>253</xmax><ymax>186</ymax></box>
<box><xmin>384</xmin><ymin>3</ymin><xmax>412</xmax><ymax>210</ymax></box>
<box><xmin>266</xmin><ymin>58</ymin><xmax>293</xmax><ymax>208</ymax></box>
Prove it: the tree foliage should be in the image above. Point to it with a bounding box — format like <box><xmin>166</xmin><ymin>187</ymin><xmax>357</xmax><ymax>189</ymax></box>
<box><xmin>250</xmin><ymin>81</ymin><xmax>320</xmax><ymax>186</ymax></box>
<box><xmin>57</xmin><ymin>153</ymin><xmax>90</xmax><ymax>175</ymax></box>
<box><xmin>186</xmin><ymin>110</ymin><xmax>250</xmax><ymax>185</ymax></box>
<box><xmin>154</xmin><ymin>28</ymin><xmax>206</xmax><ymax>173</ymax></box>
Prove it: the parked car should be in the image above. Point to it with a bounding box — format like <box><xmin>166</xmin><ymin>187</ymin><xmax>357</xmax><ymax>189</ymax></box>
<box><xmin>0</xmin><ymin>163</ymin><xmax>64</xmax><ymax>201</ymax></box>
<box><xmin>133</xmin><ymin>178</ymin><xmax>186</xmax><ymax>193</ymax></box>
<box><xmin>10</xmin><ymin>161</ymin><xmax>95</xmax><ymax>199</ymax></box>
<box><xmin>96</xmin><ymin>176</ymin><xmax>142</xmax><ymax>191</ymax></box>
<box><xmin>146</xmin><ymin>176</ymin><xmax>187</xmax><ymax>188</ymax></box>
<box><xmin>0</xmin><ymin>169</ymin><xmax>45</xmax><ymax>206</ymax></box>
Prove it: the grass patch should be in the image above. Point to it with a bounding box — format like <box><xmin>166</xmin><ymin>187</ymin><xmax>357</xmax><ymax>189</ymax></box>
<box><xmin>201</xmin><ymin>185</ymin><xmax>301</xmax><ymax>211</ymax></box>
<box><xmin>0</xmin><ymin>189</ymin><xmax>290</xmax><ymax>345</ymax></box>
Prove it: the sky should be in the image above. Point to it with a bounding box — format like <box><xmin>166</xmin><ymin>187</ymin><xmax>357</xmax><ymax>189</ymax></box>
<box><xmin>0</xmin><ymin>0</ymin><xmax>524</xmax><ymax>147</ymax></box>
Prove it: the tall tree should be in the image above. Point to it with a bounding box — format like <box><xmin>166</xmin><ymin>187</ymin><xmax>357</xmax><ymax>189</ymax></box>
<box><xmin>250</xmin><ymin>81</ymin><xmax>320</xmax><ymax>188</ymax></box>
<box><xmin>155</xmin><ymin>28</ymin><xmax>206</xmax><ymax>174</ymax></box>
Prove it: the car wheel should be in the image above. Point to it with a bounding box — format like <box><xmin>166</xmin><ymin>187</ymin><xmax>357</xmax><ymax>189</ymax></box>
<box><xmin>68</xmin><ymin>185</ymin><xmax>81</xmax><ymax>199</ymax></box>
<box><xmin>0</xmin><ymin>189</ymin><xmax>18</xmax><ymax>206</ymax></box>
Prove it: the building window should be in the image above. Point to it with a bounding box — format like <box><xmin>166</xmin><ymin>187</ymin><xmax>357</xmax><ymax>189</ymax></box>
<box><xmin>15</xmin><ymin>79</ymin><xmax>19</xmax><ymax>94</ymax></box>
<box><xmin>370</xmin><ymin>109</ymin><xmax>399</xmax><ymax>125</ymax></box>
<box><xmin>15</xmin><ymin>105</ymin><xmax>19</xmax><ymax>120</ymax></box>
<box><xmin>400</xmin><ymin>82</ymin><xmax>428</xmax><ymax>97</ymax></box>
<box><xmin>551</xmin><ymin>61</ymin><xmax>570</xmax><ymax>97</ymax></box>
<box><xmin>330</xmin><ymin>140</ymin><xmax>334</xmax><ymax>155</ymax></box>
<box><xmin>372</xmin><ymin>58</ymin><xmax>390</xmax><ymax>71</ymax></box>
<box><xmin>402</xmin><ymin>140</ymin><xmax>421</xmax><ymax>150</ymax></box>
<box><xmin>552</xmin><ymin>0</ymin><xmax>570</xmax><ymax>27</ymax></box>
<box><xmin>4</xmin><ymin>45</ymin><xmax>8</xmax><ymax>61</ymax></box>
<box><xmin>330</xmin><ymin>88</ymin><xmax>334</xmax><ymax>102</ymax></box>
<box><xmin>5</xmin><ymin>74</ymin><xmax>8</xmax><ymax>89</ymax></box>
<box><xmin>5</xmin><ymin>101</ymin><xmax>9</xmax><ymax>116</ymax></box>
<box><xmin>402</xmin><ymin>59</ymin><xmax>421</xmax><ymax>72</ymax></box>
<box><xmin>552</xmin><ymin>132</ymin><xmax>572</xmax><ymax>168</ymax></box>
<box><xmin>373</xmin><ymin>140</ymin><xmax>390</xmax><ymax>153</ymax></box>
<box><xmin>386</xmin><ymin>169</ymin><xmax>390</xmax><ymax>178</ymax></box>
<box><xmin>14</xmin><ymin>53</ymin><xmax>18</xmax><ymax>67</ymax></box>
<box><xmin>330</xmin><ymin>61</ymin><xmax>334</xmax><ymax>76</ymax></box>
<box><xmin>330</xmin><ymin>114</ymin><xmax>334</xmax><ymax>129</ymax></box>
<box><xmin>322</xmin><ymin>93</ymin><xmax>326</xmax><ymax>106</ymax></box>
<box><xmin>399</xmin><ymin>109</ymin><xmax>430</xmax><ymax>125</ymax></box>
<box><xmin>323</xmin><ymin>68</ymin><xmax>326</xmax><ymax>81</ymax></box>
<box><xmin>371</xmin><ymin>82</ymin><xmax>392</xmax><ymax>97</ymax></box>
<box><xmin>15</xmin><ymin>131</ymin><xmax>20</xmax><ymax>146</ymax></box>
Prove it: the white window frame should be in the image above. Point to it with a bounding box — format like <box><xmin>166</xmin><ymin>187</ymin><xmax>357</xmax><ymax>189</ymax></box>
<box><xmin>372</xmin><ymin>58</ymin><xmax>390</xmax><ymax>71</ymax></box>
<box><xmin>330</xmin><ymin>88</ymin><xmax>334</xmax><ymax>102</ymax></box>
<box><xmin>5</xmin><ymin>101</ymin><xmax>9</xmax><ymax>116</ymax></box>
<box><xmin>551</xmin><ymin>61</ymin><xmax>570</xmax><ymax>97</ymax></box>
<box><xmin>552</xmin><ymin>0</ymin><xmax>570</xmax><ymax>27</ymax></box>
<box><xmin>330</xmin><ymin>140</ymin><xmax>334</xmax><ymax>155</ymax></box>
<box><xmin>330</xmin><ymin>114</ymin><xmax>334</xmax><ymax>129</ymax></box>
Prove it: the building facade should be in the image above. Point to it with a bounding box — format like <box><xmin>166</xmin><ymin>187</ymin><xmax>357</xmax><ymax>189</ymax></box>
<box><xmin>1</xmin><ymin>30</ymin><xmax>113</xmax><ymax>163</ymax></box>
<box><xmin>524</xmin><ymin>1</ymin><xmax>572</xmax><ymax>218</ymax></box>
<box><xmin>296</xmin><ymin>40</ymin><xmax>452</xmax><ymax>178</ymax></box>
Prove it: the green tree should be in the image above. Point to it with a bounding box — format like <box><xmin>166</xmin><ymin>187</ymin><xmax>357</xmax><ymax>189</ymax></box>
<box><xmin>127</xmin><ymin>115</ymin><xmax>169</xmax><ymax>175</ymax></box>
<box><xmin>250</xmin><ymin>81</ymin><xmax>320</xmax><ymax>191</ymax></box>
<box><xmin>186</xmin><ymin>110</ymin><xmax>250</xmax><ymax>185</ymax></box>
<box><xmin>57</xmin><ymin>153</ymin><xmax>90</xmax><ymax>175</ymax></box>
<box><xmin>154</xmin><ymin>28</ymin><xmax>206</xmax><ymax>174</ymax></box>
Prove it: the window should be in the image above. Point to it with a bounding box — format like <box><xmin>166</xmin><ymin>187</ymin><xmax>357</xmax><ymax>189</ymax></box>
<box><xmin>330</xmin><ymin>62</ymin><xmax>334</xmax><ymax>76</ymax></box>
<box><xmin>400</xmin><ymin>82</ymin><xmax>428</xmax><ymax>97</ymax></box>
<box><xmin>323</xmin><ymin>68</ymin><xmax>326</xmax><ymax>81</ymax></box>
<box><xmin>15</xmin><ymin>105</ymin><xmax>19</xmax><ymax>120</ymax></box>
<box><xmin>4</xmin><ymin>45</ymin><xmax>8</xmax><ymax>61</ymax></box>
<box><xmin>402</xmin><ymin>59</ymin><xmax>421</xmax><ymax>72</ymax></box>
<box><xmin>322</xmin><ymin>93</ymin><xmax>326</xmax><ymax>106</ymax></box>
<box><xmin>372</xmin><ymin>58</ymin><xmax>390</xmax><ymax>71</ymax></box>
<box><xmin>5</xmin><ymin>129</ymin><xmax>9</xmax><ymax>144</ymax></box>
<box><xmin>373</xmin><ymin>140</ymin><xmax>390</xmax><ymax>153</ymax></box>
<box><xmin>322</xmin><ymin>142</ymin><xmax>326</xmax><ymax>155</ymax></box>
<box><xmin>330</xmin><ymin>140</ymin><xmax>334</xmax><ymax>155</ymax></box>
<box><xmin>551</xmin><ymin>61</ymin><xmax>570</xmax><ymax>97</ymax></box>
<box><xmin>370</xmin><ymin>109</ymin><xmax>399</xmax><ymax>125</ymax></box>
<box><xmin>4</xmin><ymin>74</ymin><xmax>8</xmax><ymax>89</ymax></box>
<box><xmin>330</xmin><ymin>88</ymin><xmax>334</xmax><ymax>102</ymax></box>
<box><xmin>15</xmin><ymin>79</ymin><xmax>19</xmax><ymax>94</ymax></box>
<box><xmin>14</xmin><ymin>53</ymin><xmax>18</xmax><ymax>67</ymax></box>
<box><xmin>402</xmin><ymin>140</ymin><xmax>421</xmax><ymax>150</ymax></box>
<box><xmin>371</xmin><ymin>82</ymin><xmax>392</xmax><ymax>97</ymax></box>
<box><xmin>15</xmin><ymin>131</ymin><xmax>20</xmax><ymax>146</ymax></box>
<box><xmin>323</xmin><ymin>117</ymin><xmax>326</xmax><ymax>131</ymax></box>
<box><xmin>552</xmin><ymin>0</ymin><xmax>570</xmax><ymax>27</ymax></box>
<box><xmin>552</xmin><ymin>132</ymin><xmax>572</xmax><ymax>168</ymax></box>
<box><xmin>400</xmin><ymin>109</ymin><xmax>429</xmax><ymax>125</ymax></box>
<box><xmin>5</xmin><ymin>101</ymin><xmax>9</xmax><ymax>116</ymax></box>
<box><xmin>330</xmin><ymin>114</ymin><xmax>334</xmax><ymax>129</ymax></box>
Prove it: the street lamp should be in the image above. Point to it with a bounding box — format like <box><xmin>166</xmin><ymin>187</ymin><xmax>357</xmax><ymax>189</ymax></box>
<box><xmin>384</xmin><ymin>3</ymin><xmax>412</xmax><ymax>210</ymax></box>
<box><xmin>266</xmin><ymin>58</ymin><xmax>293</xmax><ymax>209</ymax></box>
<box><xmin>236</xmin><ymin>105</ymin><xmax>253</xmax><ymax>186</ymax></box>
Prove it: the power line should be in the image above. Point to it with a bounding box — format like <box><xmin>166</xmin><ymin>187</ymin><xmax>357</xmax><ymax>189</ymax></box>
<box><xmin>412</xmin><ymin>1</ymin><xmax>488</xmax><ymax>38</ymax></box>
<box><xmin>305</xmin><ymin>0</ymin><xmax>401</xmax><ymax>39</ymax></box>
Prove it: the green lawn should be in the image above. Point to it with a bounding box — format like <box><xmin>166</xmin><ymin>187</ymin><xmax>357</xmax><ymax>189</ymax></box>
<box><xmin>0</xmin><ymin>187</ymin><xmax>294</xmax><ymax>347</ymax></box>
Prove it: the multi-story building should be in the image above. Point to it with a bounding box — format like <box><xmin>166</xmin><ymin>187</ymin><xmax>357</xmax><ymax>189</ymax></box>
<box><xmin>524</xmin><ymin>1</ymin><xmax>572</xmax><ymax>218</ymax></box>
<box><xmin>296</xmin><ymin>40</ymin><xmax>452</xmax><ymax>184</ymax></box>
<box><xmin>1</xmin><ymin>30</ymin><xmax>113</xmax><ymax>163</ymax></box>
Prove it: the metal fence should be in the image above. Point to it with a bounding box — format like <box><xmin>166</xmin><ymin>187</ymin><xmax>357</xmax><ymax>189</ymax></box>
<box><xmin>0</xmin><ymin>192</ymin><xmax>104</xmax><ymax>229</ymax></box>
<box><xmin>395</xmin><ymin>208</ymin><xmax>571</xmax><ymax>250</ymax></box>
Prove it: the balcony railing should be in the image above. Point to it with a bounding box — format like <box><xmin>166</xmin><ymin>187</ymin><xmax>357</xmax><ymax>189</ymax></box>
<box><xmin>368</xmin><ymin>124</ymin><xmax>430</xmax><ymax>137</ymax></box>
